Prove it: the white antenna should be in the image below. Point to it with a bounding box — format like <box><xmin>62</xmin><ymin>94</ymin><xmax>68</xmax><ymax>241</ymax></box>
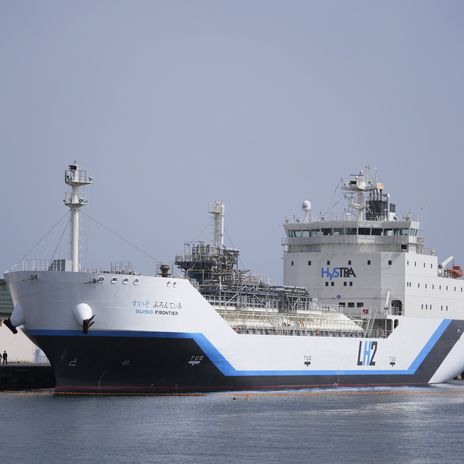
<box><xmin>302</xmin><ymin>200</ymin><xmax>311</xmax><ymax>223</ymax></box>
<box><xmin>209</xmin><ymin>201</ymin><xmax>225</xmax><ymax>249</ymax></box>
<box><xmin>64</xmin><ymin>162</ymin><xmax>92</xmax><ymax>272</ymax></box>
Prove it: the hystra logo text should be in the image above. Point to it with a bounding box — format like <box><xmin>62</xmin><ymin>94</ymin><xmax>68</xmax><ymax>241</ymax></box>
<box><xmin>321</xmin><ymin>267</ymin><xmax>357</xmax><ymax>280</ymax></box>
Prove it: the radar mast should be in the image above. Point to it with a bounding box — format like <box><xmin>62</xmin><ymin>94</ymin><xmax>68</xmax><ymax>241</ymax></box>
<box><xmin>64</xmin><ymin>162</ymin><xmax>92</xmax><ymax>271</ymax></box>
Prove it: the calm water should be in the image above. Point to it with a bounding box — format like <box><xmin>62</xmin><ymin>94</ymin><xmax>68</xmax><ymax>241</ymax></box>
<box><xmin>2</xmin><ymin>382</ymin><xmax>464</xmax><ymax>464</ymax></box>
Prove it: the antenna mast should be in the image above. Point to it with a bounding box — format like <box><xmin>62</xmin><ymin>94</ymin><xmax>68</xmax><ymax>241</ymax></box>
<box><xmin>64</xmin><ymin>162</ymin><xmax>92</xmax><ymax>272</ymax></box>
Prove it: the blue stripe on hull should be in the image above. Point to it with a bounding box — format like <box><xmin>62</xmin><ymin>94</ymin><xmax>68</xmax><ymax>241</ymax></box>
<box><xmin>27</xmin><ymin>319</ymin><xmax>451</xmax><ymax>378</ymax></box>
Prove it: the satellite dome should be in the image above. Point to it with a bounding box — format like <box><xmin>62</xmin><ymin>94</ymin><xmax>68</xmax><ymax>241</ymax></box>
<box><xmin>302</xmin><ymin>200</ymin><xmax>312</xmax><ymax>211</ymax></box>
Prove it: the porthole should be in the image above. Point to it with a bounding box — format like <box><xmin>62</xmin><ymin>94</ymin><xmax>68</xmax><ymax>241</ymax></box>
<box><xmin>133</xmin><ymin>279</ymin><xmax>139</xmax><ymax>286</ymax></box>
<box><xmin>122</xmin><ymin>278</ymin><xmax>129</xmax><ymax>285</ymax></box>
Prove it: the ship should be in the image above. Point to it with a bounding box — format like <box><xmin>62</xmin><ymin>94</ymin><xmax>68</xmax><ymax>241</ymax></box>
<box><xmin>4</xmin><ymin>163</ymin><xmax>464</xmax><ymax>393</ymax></box>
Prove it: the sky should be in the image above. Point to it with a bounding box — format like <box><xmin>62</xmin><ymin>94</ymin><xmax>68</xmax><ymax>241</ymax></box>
<box><xmin>1</xmin><ymin>1</ymin><xmax>464</xmax><ymax>283</ymax></box>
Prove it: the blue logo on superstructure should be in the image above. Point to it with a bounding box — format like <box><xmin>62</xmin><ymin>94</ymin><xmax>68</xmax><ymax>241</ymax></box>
<box><xmin>321</xmin><ymin>267</ymin><xmax>356</xmax><ymax>280</ymax></box>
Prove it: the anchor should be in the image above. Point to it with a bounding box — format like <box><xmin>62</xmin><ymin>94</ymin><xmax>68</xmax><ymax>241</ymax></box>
<box><xmin>83</xmin><ymin>314</ymin><xmax>95</xmax><ymax>334</ymax></box>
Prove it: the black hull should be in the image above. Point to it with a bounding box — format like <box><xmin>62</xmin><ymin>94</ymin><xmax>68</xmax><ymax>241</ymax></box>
<box><xmin>27</xmin><ymin>321</ymin><xmax>464</xmax><ymax>394</ymax></box>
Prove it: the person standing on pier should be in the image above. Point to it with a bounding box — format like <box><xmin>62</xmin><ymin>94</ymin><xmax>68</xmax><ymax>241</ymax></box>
<box><xmin>2</xmin><ymin>350</ymin><xmax>7</xmax><ymax>365</ymax></box>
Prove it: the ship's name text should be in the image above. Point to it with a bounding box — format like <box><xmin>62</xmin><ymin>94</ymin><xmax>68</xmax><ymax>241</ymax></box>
<box><xmin>133</xmin><ymin>300</ymin><xmax>182</xmax><ymax>317</ymax></box>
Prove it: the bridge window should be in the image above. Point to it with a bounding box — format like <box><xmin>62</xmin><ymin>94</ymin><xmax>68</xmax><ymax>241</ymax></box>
<box><xmin>322</xmin><ymin>228</ymin><xmax>332</xmax><ymax>236</ymax></box>
<box><xmin>359</xmin><ymin>227</ymin><xmax>370</xmax><ymax>235</ymax></box>
<box><xmin>345</xmin><ymin>228</ymin><xmax>357</xmax><ymax>235</ymax></box>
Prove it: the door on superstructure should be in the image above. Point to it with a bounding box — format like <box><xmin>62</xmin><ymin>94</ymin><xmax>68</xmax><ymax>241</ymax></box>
<box><xmin>391</xmin><ymin>299</ymin><xmax>402</xmax><ymax>316</ymax></box>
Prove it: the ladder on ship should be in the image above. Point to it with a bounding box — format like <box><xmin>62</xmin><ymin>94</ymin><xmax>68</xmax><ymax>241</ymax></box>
<box><xmin>364</xmin><ymin>309</ymin><xmax>376</xmax><ymax>337</ymax></box>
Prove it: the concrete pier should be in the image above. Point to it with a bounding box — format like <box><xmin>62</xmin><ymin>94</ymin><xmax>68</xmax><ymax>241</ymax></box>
<box><xmin>0</xmin><ymin>364</ymin><xmax>55</xmax><ymax>390</ymax></box>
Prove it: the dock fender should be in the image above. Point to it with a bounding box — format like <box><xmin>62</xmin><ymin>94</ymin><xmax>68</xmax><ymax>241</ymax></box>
<box><xmin>73</xmin><ymin>303</ymin><xmax>95</xmax><ymax>334</ymax></box>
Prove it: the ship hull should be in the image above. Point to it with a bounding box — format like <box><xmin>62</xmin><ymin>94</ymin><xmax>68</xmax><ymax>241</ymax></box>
<box><xmin>28</xmin><ymin>321</ymin><xmax>464</xmax><ymax>394</ymax></box>
<box><xmin>6</xmin><ymin>270</ymin><xmax>464</xmax><ymax>394</ymax></box>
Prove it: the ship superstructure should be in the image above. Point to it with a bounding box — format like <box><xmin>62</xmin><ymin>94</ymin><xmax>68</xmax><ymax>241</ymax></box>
<box><xmin>283</xmin><ymin>168</ymin><xmax>464</xmax><ymax>321</ymax></box>
<box><xmin>3</xmin><ymin>164</ymin><xmax>464</xmax><ymax>393</ymax></box>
